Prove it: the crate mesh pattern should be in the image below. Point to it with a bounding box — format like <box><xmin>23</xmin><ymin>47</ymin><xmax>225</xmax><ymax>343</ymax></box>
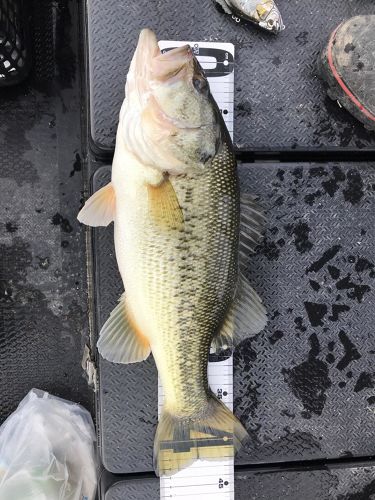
<box><xmin>0</xmin><ymin>0</ymin><xmax>30</xmax><ymax>85</ymax></box>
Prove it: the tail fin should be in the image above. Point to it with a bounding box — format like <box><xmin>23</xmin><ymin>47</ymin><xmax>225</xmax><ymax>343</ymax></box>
<box><xmin>154</xmin><ymin>393</ymin><xmax>249</xmax><ymax>476</ymax></box>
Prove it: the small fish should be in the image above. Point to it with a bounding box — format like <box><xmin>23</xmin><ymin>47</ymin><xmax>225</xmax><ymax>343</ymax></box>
<box><xmin>78</xmin><ymin>29</ymin><xmax>267</xmax><ymax>476</ymax></box>
<box><xmin>215</xmin><ymin>0</ymin><xmax>285</xmax><ymax>34</ymax></box>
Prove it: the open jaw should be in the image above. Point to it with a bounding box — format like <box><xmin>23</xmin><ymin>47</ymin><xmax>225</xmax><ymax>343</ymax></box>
<box><xmin>134</xmin><ymin>28</ymin><xmax>193</xmax><ymax>79</ymax></box>
<box><xmin>152</xmin><ymin>44</ymin><xmax>194</xmax><ymax>81</ymax></box>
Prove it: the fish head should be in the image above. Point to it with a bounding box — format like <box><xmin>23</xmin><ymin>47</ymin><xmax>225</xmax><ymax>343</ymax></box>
<box><xmin>257</xmin><ymin>1</ymin><xmax>285</xmax><ymax>33</ymax></box>
<box><xmin>120</xmin><ymin>29</ymin><xmax>221</xmax><ymax>175</ymax></box>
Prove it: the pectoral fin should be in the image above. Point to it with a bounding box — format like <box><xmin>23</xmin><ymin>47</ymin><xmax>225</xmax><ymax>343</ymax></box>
<box><xmin>211</xmin><ymin>273</ymin><xmax>267</xmax><ymax>353</ymax></box>
<box><xmin>97</xmin><ymin>293</ymin><xmax>151</xmax><ymax>364</ymax></box>
<box><xmin>77</xmin><ymin>182</ymin><xmax>116</xmax><ymax>227</ymax></box>
<box><xmin>147</xmin><ymin>178</ymin><xmax>184</xmax><ymax>230</ymax></box>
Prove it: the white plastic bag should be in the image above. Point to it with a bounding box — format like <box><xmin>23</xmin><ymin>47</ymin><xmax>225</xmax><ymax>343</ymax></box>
<box><xmin>0</xmin><ymin>389</ymin><xmax>97</xmax><ymax>500</ymax></box>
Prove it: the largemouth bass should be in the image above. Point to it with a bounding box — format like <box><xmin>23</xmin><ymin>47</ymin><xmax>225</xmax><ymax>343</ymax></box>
<box><xmin>78</xmin><ymin>29</ymin><xmax>267</xmax><ymax>476</ymax></box>
<box><xmin>216</xmin><ymin>0</ymin><xmax>285</xmax><ymax>34</ymax></box>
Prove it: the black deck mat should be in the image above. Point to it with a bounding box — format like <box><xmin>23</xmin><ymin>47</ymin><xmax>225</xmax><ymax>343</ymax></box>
<box><xmin>87</xmin><ymin>0</ymin><xmax>375</xmax><ymax>154</ymax></box>
<box><xmin>93</xmin><ymin>162</ymin><xmax>375</xmax><ymax>474</ymax></box>
<box><xmin>0</xmin><ymin>0</ymin><xmax>93</xmax><ymax>422</ymax></box>
<box><xmin>100</xmin><ymin>464</ymin><xmax>375</xmax><ymax>499</ymax></box>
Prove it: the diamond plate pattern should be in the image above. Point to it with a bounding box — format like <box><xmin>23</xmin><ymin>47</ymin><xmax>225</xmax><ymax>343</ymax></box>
<box><xmin>0</xmin><ymin>0</ymin><xmax>93</xmax><ymax>423</ymax></box>
<box><xmin>93</xmin><ymin>162</ymin><xmax>375</xmax><ymax>474</ymax></box>
<box><xmin>87</xmin><ymin>0</ymin><xmax>375</xmax><ymax>153</ymax></box>
<box><xmin>101</xmin><ymin>466</ymin><xmax>375</xmax><ymax>499</ymax></box>
<box><xmin>235</xmin><ymin>163</ymin><xmax>375</xmax><ymax>464</ymax></box>
<box><xmin>103</xmin><ymin>477</ymin><xmax>158</xmax><ymax>500</ymax></box>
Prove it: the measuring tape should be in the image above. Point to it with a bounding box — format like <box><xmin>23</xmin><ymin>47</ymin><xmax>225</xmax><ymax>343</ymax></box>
<box><xmin>158</xmin><ymin>40</ymin><xmax>235</xmax><ymax>500</ymax></box>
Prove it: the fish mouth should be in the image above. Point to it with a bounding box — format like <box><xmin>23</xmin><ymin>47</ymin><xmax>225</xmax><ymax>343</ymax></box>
<box><xmin>152</xmin><ymin>45</ymin><xmax>194</xmax><ymax>81</ymax></box>
<box><xmin>157</xmin><ymin>44</ymin><xmax>193</xmax><ymax>63</ymax></box>
<box><xmin>134</xmin><ymin>30</ymin><xmax>213</xmax><ymax>131</ymax></box>
<box><xmin>135</xmin><ymin>29</ymin><xmax>161</xmax><ymax>64</ymax></box>
<box><xmin>136</xmin><ymin>29</ymin><xmax>197</xmax><ymax>81</ymax></box>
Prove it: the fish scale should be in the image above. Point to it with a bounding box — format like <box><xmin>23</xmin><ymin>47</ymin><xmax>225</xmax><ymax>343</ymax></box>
<box><xmin>123</xmin><ymin>145</ymin><xmax>239</xmax><ymax>416</ymax></box>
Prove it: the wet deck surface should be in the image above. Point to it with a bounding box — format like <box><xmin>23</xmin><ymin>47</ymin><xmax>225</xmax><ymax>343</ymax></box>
<box><xmin>2</xmin><ymin>1</ymin><xmax>375</xmax><ymax>498</ymax></box>
<box><xmin>0</xmin><ymin>0</ymin><xmax>93</xmax><ymax>421</ymax></box>
<box><xmin>93</xmin><ymin>162</ymin><xmax>375</xmax><ymax>476</ymax></box>
<box><xmin>86</xmin><ymin>1</ymin><xmax>375</xmax><ymax>496</ymax></box>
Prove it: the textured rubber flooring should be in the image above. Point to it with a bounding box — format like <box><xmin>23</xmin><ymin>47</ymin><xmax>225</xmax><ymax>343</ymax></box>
<box><xmin>86</xmin><ymin>0</ymin><xmax>375</xmax><ymax>154</ymax></box>
<box><xmin>93</xmin><ymin>162</ymin><xmax>375</xmax><ymax>474</ymax></box>
<box><xmin>101</xmin><ymin>464</ymin><xmax>375</xmax><ymax>499</ymax></box>
<box><xmin>0</xmin><ymin>0</ymin><xmax>93</xmax><ymax>422</ymax></box>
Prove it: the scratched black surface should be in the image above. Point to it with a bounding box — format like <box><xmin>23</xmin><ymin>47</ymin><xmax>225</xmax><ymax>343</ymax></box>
<box><xmin>100</xmin><ymin>465</ymin><xmax>375</xmax><ymax>499</ymax></box>
<box><xmin>93</xmin><ymin>162</ymin><xmax>375</xmax><ymax>473</ymax></box>
<box><xmin>86</xmin><ymin>0</ymin><xmax>375</xmax><ymax>153</ymax></box>
<box><xmin>0</xmin><ymin>0</ymin><xmax>93</xmax><ymax>422</ymax></box>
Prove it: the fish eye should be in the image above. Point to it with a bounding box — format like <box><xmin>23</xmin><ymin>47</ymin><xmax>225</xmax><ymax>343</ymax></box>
<box><xmin>193</xmin><ymin>76</ymin><xmax>209</xmax><ymax>95</ymax></box>
<box><xmin>268</xmin><ymin>19</ymin><xmax>274</xmax><ymax>26</ymax></box>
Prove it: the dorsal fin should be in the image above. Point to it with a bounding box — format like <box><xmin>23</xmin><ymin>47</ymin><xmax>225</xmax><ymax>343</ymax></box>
<box><xmin>239</xmin><ymin>192</ymin><xmax>266</xmax><ymax>267</ymax></box>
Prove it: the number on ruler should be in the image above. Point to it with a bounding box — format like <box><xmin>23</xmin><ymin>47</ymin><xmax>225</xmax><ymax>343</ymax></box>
<box><xmin>217</xmin><ymin>388</ymin><xmax>229</xmax><ymax>400</ymax></box>
<box><xmin>218</xmin><ymin>478</ymin><xmax>229</xmax><ymax>489</ymax></box>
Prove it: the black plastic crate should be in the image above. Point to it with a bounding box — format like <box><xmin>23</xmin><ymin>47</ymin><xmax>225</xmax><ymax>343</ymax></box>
<box><xmin>0</xmin><ymin>0</ymin><xmax>31</xmax><ymax>86</ymax></box>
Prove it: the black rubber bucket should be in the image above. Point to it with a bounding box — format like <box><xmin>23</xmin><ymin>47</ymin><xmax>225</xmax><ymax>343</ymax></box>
<box><xmin>318</xmin><ymin>15</ymin><xmax>375</xmax><ymax>131</ymax></box>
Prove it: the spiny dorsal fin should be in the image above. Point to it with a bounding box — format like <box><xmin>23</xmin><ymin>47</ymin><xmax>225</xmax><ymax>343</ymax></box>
<box><xmin>97</xmin><ymin>293</ymin><xmax>151</xmax><ymax>364</ymax></box>
<box><xmin>78</xmin><ymin>182</ymin><xmax>116</xmax><ymax>227</ymax></box>
<box><xmin>211</xmin><ymin>273</ymin><xmax>267</xmax><ymax>353</ymax></box>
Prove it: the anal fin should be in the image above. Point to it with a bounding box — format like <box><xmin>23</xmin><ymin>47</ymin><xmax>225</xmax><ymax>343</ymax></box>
<box><xmin>97</xmin><ymin>293</ymin><xmax>151</xmax><ymax>364</ymax></box>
